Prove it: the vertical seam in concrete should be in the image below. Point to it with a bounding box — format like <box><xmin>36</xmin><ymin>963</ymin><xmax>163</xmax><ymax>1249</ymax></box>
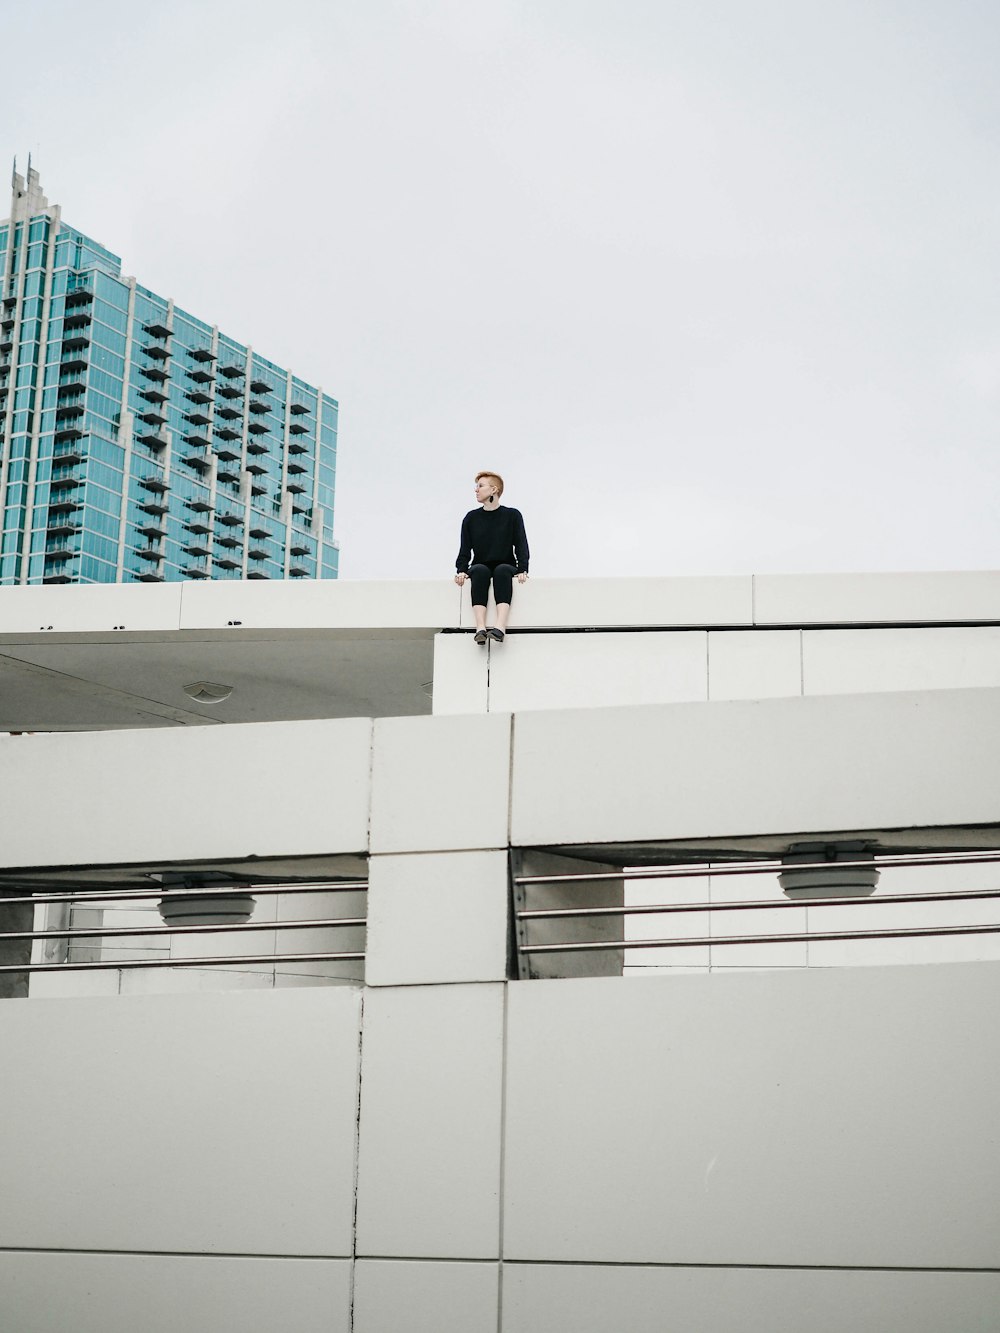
<box><xmin>705</xmin><ymin>631</ymin><xmax>711</xmax><ymax>701</ymax></box>
<box><xmin>751</xmin><ymin>573</ymin><xmax>757</xmax><ymax>625</ymax></box>
<box><xmin>496</xmin><ymin>980</ymin><xmax>510</xmax><ymax>1332</ymax></box>
<box><xmin>506</xmin><ymin>713</ymin><xmax>516</xmax><ymax>848</ymax></box>
<box><xmin>799</xmin><ymin>629</ymin><xmax>805</xmax><ymax>696</ymax></box>
<box><xmin>349</xmin><ymin>988</ymin><xmax>366</xmax><ymax>1332</ymax></box>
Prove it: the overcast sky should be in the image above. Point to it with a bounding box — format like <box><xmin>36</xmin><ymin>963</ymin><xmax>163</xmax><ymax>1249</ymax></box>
<box><xmin>4</xmin><ymin>0</ymin><xmax>998</xmax><ymax>580</ymax></box>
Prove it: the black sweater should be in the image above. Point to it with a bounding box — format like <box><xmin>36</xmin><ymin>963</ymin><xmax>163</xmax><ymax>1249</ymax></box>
<box><xmin>456</xmin><ymin>505</ymin><xmax>530</xmax><ymax>574</ymax></box>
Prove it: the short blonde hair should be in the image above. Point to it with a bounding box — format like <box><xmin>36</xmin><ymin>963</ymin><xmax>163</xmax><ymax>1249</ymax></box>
<box><xmin>475</xmin><ymin>471</ymin><xmax>504</xmax><ymax>498</ymax></box>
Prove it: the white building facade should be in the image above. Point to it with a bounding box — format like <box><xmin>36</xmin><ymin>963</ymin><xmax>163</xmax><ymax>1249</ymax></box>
<box><xmin>1</xmin><ymin>572</ymin><xmax>998</xmax><ymax>1331</ymax></box>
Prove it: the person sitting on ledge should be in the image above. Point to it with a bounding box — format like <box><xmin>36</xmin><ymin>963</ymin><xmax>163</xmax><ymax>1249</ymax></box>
<box><xmin>454</xmin><ymin>471</ymin><xmax>529</xmax><ymax>645</ymax></box>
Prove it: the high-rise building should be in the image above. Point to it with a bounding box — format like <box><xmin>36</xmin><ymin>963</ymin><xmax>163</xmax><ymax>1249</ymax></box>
<box><xmin>0</xmin><ymin>164</ymin><xmax>339</xmax><ymax>584</ymax></box>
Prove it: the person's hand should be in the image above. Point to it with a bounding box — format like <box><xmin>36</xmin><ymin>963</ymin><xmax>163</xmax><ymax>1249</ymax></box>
<box><xmin>455</xmin><ymin>573</ymin><xmax>467</xmax><ymax>586</ymax></box>
<box><xmin>516</xmin><ymin>572</ymin><xmax>528</xmax><ymax>584</ymax></box>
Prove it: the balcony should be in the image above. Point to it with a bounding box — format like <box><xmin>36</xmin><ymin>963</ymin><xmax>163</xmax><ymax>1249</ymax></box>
<box><xmin>186</xmin><ymin>366</ymin><xmax>213</xmax><ymax>385</ymax></box>
<box><xmin>181</xmin><ymin>453</ymin><xmax>212</xmax><ymax>474</ymax></box>
<box><xmin>139</xmin><ymin>386</ymin><xmax>168</xmax><ymax>404</ymax></box>
<box><xmin>216</xmin><ymin>510</ymin><xmax>243</xmax><ymax>527</ymax></box>
<box><xmin>141</xmin><ymin>343</ymin><xmax>170</xmax><ymax>361</ymax></box>
<box><xmin>247</xmin><ymin>570</ymin><xmax>269</xmax><ymax>579</ymax></box>
<box><xmin>286</xmin><ymin>480</ymin><xmax>309</xmax><ymax>494</ymax></box>
<box><xmin>184</xmin><ymin>410</ymin><xmax>211</xmax><ymax>427</ymax></box>
<box><xmin>138</xmin><ymin>498</ymin><xmax>169</xmax><ymax>516</ymax></box>
<box><xmin>136</xmin><ymin>546</ymin><xmax>163</xmax><ymax>563</ymax></box>
<box><xmin>289</xmin><ymin>540</ymin><xmax>312</xmax><ymax>557</ymax></box>
<box><xmin>139</xmin><ymin>409</ymin><xmax>168</xmax><ymax>426</ymax></box>
<box><xmin>216</xmin><ymin>383</ymin><xmax>242</xmax><ymax>399</ymax></box>
<box><xmin>190</xmin><ymin>347</ymin><xmax>216</xmax><ymax>363</ymax></box>
<box><xmin>287</xmin><ymin>461</ymin><xmax>309</xmax><ymax>475</ymax></box>
<box><xmin>248</xmin><ymin>421</ymin><xmax>269</xmax><ymax>435</ymax></box>
<box><xmin>140</xmin><ymin>365</ymin><xmax>169</xmax><ymax>383</ymax></box>
<box><xmin>136</xmin><ymin>430</ymin><xmax>168</xmax><ymax>451</ymax></box>
<box><xmin>44</xmin><ymin>548</ymin><xmax>78</xmax><ymax>565</ymax></box>
<box><xmin>215</xmin><ymin>555</ymin><xmax>241</xmax><ymax>570</ymax></box>
<box><xmin>42</xmin><ymin>573</ymin><xmax>74</xmax><ymax>584</ymax></box>
<box><xmin>137</xmin><ymin>572</ymin><xmax>165</xmax><ymax>582</ymax></box>
<box><xmin>63</xmin><ymin>310</ymin><xmax>92</xmax><ymax>331</ymax></box>
<box><xmin>183</xmin><ymin>565</ymin><xmax>211</xmax><ymax>579</ymax></box>
<box><xmin>289</xmin><ymin>565</ymin><xmax>311</xmax><ymax>577</ymax></box>
<box><xmin>185</xmin><ymin>495</ymin><xmax>212</xmax><ymax>514</ymax></box>
<box><xmin>248</xmin><ymin>523</ymin><xmax>272</xmax><ymax>539</ymax></box>
<box><xmin>246</xmin><ymin>462</ymin><xmax>268</xmax><ymax>477</ymax></box>
<box><xmin>64</xmin><ymin>287</ymin><xmax>94</xmax><ymax>310</ymax></box>
<box><xmin>249</xmin><ymin>378</ymin><xmax>271</xmax><ymax>394</ymax></box>
<box><xmin>52</xmin><ymin>446</ymin><xmax>85</xmax><ymax>466</ymax></box>
<box><xmin>60</xmin><ymin>354</ymin><xmax>89</xmax><ymax>374</ymax></box>
<box><xmin>289</xmin><ymin>402</ymin><xmax>310</xmax><ymax>415</ymax></box>
<box><xmin>62</xmin><ymin>332</ymin><xmax>91</xmax><ymax>352</ymax></box>
<box><xmin>53</xmin><ymin>426</ymin><xmax>84</xmax><ymax>444</ymax></box>
<box><xmin>138</xmin><ymin>473</ymin><xmax>170</xmax><ymax>494</ymax></box>
<box><xmin>249</xmin><ymin>400</ymin><xmax>271</xmax><ymax>415</ymax></box>
<box><xmin>48</xmin><ymin>497</ymin><xmax>83</xmax><ymax>515</ymax></box>
<box><xmin>58</xmin><ymin>377</ymin><xmax>88</xmax><ymax>397</ymax></box>
<box><xmin>54</xmin><ymin>400</ymin><xmax>85</xmax><ymax>420</ymax></box>
<box><xmin>288</xmin><ymin>439</ymin><xmax>309</xmax><ymax>454</ymax></box>
<box><xmin>183</xmin><ymin>431</ymin><xmax>210</xmax><ymax>448</ymax></box>
<box><xmin>216</xmin><ymin>532</ymin><xmax>241</xmax><ymax>548</ymax></box>
<box><xmin>185</xmin><ymin>387</ymin><xmax>212</xmax><ymax>405</ymax></box>
<box><xmin>288</xmin><ymin>422</ymin><xmax>310</xmax><ymax>435</ymax></box>
<box><xmin>217</xmin><ymin>362</ymin><xmax>244</xmax><ymax>379</ymax></box>
<box><xmin>185</xmin><ymin>517</ymin><xmax>211</xmax><ymax>534</ymax></box>
<box><xmin>217</xmin><ymin>468</ymin><xmax>241</xmax><ymax>487</ymax></box>
<box><xmin>138</xmin><ymin>521</ymin><xmax>168</xmax><ymax>539</ymax></box>
<box><xmin>216</xmin><ymin>405</ymin><xmax>241</xmax><ymax>421</ymax></box>
<box><xmin>46</xmin><ymin>520</ymin><xmax>82</xmax><ymax>538</ymax></box>
<box><xmin>215</xmin><ymin>425</ymin><xmax>240</xmax><ymax>441</ymax></box>
<box><xmin>143</xmin><ymin>317</ymin><xmax>171</xmax><ymax>338</ymax></box>
<box><xmin>215</xmin><ymin>443</ymin><xmax>240</xmax><ymax>462</ymax></box>
<box><xmin>246</xmin><ymin>439</ymin><xmax>268</xmax><ymax>454</ymax></box>
<box><xmin>183</xmin><ymin>540</ymin><xmax>210</xmax><ymax>558</ymax></box>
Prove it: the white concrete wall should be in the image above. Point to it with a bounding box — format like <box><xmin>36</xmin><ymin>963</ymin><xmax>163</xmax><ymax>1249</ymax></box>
<box><xmin>2</xmin><ymin>963</ymin><xmax>998</xmax><ymax>1331</ymax></box>
<box><xmin>433</xmin><ymin>624</ymin><xmax>1000</xmax><ymax>715</ymax></box>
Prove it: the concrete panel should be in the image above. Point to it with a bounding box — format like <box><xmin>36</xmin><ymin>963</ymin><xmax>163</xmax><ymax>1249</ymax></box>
<box><xmin>509</xmin><ymin>688</ymin><xmax>1000</xmax><ymax>848</ymax></box>
<box><xmin>0</xmin><ymin>1252</ymin><xmax>351</xmax><ymax>1333</ymax></box>
<box><xmin>0</xmin><ymin>582</ymin><xmax>183</xmax><ymax>636</ymax></box>
<box><xmin>354</xmin><ymin>1260</ymin><xmax>499</xmax><ymax>1333</ymax></box>
<box><xmin>488</xmin><ymin>632</ymin><xmax>708</xmax><ymax>713</ymax></box>
<box><xmin>0</xmin><ymin>988</ymin><xmax>362</xmax><ymax>1256</ymax></box>
<box><xmin>433</xmin><ymin>631</ymin><xmax>488</xmax><ymax>714</ymax></box>
<box><xmin>708</xmin><ymin>629</ymin><xmax>801</xmax><ymax>700</ymax></box>
<box><xmin>475</xmin><ymin>576</ymin><xmax>753</xmax><ymax>628</ymax></box>
<box><xmin>370</xmin><ymin>713</ymin><xmax>511</xmax><ymax>853</ymax></box>
<box><xmin>501</xmin><ymin>1264</ymin><xmax>1000</xmax><ymax>1333</ymax></box>
<box><xmin>803</xmin><ymin>626</ymin><xmax>1000</xmax><ymax>696</ymax></box>
<box><xmin>356</xmin><ymin>983</ymin><xmax>504</xmax><ymax>1258</ymax></box>
<box><xmin>754</xmin><ymin>571</ymin><xmax>1000</xmax><ymax>626</ymax></box>
<box><xmin>366</xmin><ymin>851</ymin><xmax>509</xmax><ymax>986</ymax></box>
<box><xmin>503</xmin><ymin>964</ymin><xmax>1000</xmax><ymax>1266</ymax></box>
<box><xmin>0</xmin><ymin>716</ymin><xmax>372</xmax><ymax>868</ymax></box>
<box><xmin>178</xmin><ymin>577</ymin><xmax>462</xmax><ymax>630</ymax></box>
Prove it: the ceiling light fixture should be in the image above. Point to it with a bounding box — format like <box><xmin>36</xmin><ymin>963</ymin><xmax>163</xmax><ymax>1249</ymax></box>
<box><xmin>183</xmin><ymin>680</ymin><xmax>234</xmax><ymax>704</ymax></box>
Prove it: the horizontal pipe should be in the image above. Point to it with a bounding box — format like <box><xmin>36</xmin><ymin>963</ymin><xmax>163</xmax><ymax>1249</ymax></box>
<box><xmin>0</xmin><ymin>917</ymin><xmax>367</xmax><ymax>943</ymax></box>
<box><xmin>513</xmin><ymin>850</ymin><xmax>1000</xmax><ymax>887</ymax></box>
<box><xmin>520</xmin><ymin>923</ymin><xmax>1000</xmax><ymax>954</ymax></box>
<box><xmin>0</xmin><ymin>881</ymin><xmax>368</xmax><ymax>909</ymax></box>
<box><xmin>518</xmin><ymin>886</ymin><xmax>1000</xmax><ymax>921</ymax></box>
<box><xmin>0</xmin><ymin>952</ymin><xmax>365</xmax><ymax>975</ymax></box>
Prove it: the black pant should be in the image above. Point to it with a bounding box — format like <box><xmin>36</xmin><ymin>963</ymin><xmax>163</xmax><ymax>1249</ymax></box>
<box><xmin>469</xmin><ymin>561</ymin><xmax>516</xmax><ymax>608</ymax></box>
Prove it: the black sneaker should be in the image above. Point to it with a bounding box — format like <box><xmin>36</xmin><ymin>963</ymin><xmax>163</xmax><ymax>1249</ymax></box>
<box><xmin>488</xmin><ymin>628</ymin><xmax>505</xmax><ymax>643</ymax></box>
<box><xmin>474</xmin><ymin>630</ymin><xmax>487</xmax><ymax>645</ymax></box>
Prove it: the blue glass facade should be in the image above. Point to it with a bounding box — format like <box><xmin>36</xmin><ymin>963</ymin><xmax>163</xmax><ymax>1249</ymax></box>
<box><xmin>0</xmin><ymin>169</ymin><xmax>339</xmax><ymax>584</ymax></box>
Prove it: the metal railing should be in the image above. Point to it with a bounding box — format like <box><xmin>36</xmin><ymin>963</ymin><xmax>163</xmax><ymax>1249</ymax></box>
<box><xmin>0</xmin><ymin>880</ymin><xmax>368</xmax><ymax>976</ymax></box>
<box><xmin>512</xmin><ymin>849</ymin><xmax>1000</xmax><ymax>974</ymax></box>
